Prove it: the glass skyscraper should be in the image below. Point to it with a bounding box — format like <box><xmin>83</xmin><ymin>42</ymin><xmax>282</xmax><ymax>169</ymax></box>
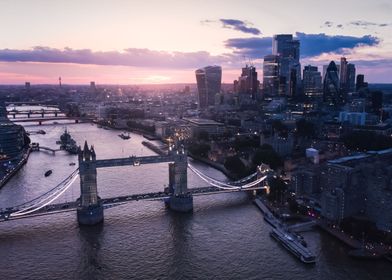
<box><xmin>323</xmin><ymin>61</ymin><xmax>344</xmax><ymax>107</ymax></box>
<box><xmin>195</xmin><ymin>66</ymin><xmax>222</xmax><ymax>109</ymax></box>
<box><xmin>263</xmin><ymin>55</ymin><xmax>280</xmax><ymax>96</ymax></box>
<box><xmin>272</xmin><ymin>34</ymin><xmax>301</xmax><ymax>97</ymax></box>
<box><xmin>303</xmin><ymin>65</ymin><xmax>322</xmax><ymax>98</ymax></box>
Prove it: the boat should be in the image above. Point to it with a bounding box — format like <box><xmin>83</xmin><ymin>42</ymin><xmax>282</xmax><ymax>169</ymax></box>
<box><xmin>45</xmin><ymin>170</ymin><xmax>52</xmax><ymax>177</ymax></box>
<box><xmin>118</xmin><ymin>132</ymin><xmax>131</xmax><ymax>140</ymax></box>
<box><xmin>59</xmin><ymin>128</ymin><xmax>79</xmax><ymax>154</ymax></box>
<box><xmin>270</xmin><ymin>228</ymin><xmax>316</xmax><ymax>264</ymax></box>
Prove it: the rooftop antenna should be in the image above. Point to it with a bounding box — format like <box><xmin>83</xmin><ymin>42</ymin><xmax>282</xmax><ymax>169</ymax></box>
<box><xmin>243</xmin><ymin>55</ymin><xmax>247</xmax><ymax>67</ymax></box>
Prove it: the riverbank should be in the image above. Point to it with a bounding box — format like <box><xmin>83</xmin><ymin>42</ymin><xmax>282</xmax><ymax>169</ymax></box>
<box><xmin>0</xmin><ymin>147</ymin><xmax>31</xmax><ymax>189</ymax></box>
<box><xmin>141</xmin><ymin>141</ymin><xmax>167</xmax><ymax>155</ymax></box>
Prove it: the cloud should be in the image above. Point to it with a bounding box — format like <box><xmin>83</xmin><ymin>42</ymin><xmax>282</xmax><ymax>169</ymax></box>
<box><xmin>349</xmin><ymin>20</ymin><xmax>391</xmax><ymax>27</ymax></box>
<box><xmin>220</xmin><ymin>19</ymin><xmax>261</xmax><ymax>35</ymax></box>
<box><xmin>224</xmin><ymin>37</ymin><xmax>272</xmax><ymax>58</ymax></box>
<box><xmin>0</xmin><ymin>47</ymin><xmax>232</xmax><ymax>69</ymax></box>
<box><xmin>296</xmin><ymin>32</ymin><xmax>380</xmax><ymax>57</ymax></box>
<box><xmin>224</xmin><ymin>32</ymin><xmax>379</xmax><ymax>59</ymax></box>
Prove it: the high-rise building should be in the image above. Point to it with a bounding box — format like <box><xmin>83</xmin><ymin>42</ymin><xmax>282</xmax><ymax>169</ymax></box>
<box><xmin>356</xmin><ymin>74</ymin><xmax>368</xmax><ymax>91</ymax></box>
<box><xmin>263</xmin><ymin>55</ymin><xmax>280</xmax><ymax>96</ymax></box>
<box><xmin>339</xmin><ymin>57</ymin><xmax>348</xmax><ymax>93</ymax></box>
<box><xmin>347</xmin><ymin>64</ymin><xmax>356</xmax><ymax>93</ymax></box>
<box><xmin>195</xmin><ymin>66</ymin><xmax>222</xmax><ymax>109</ymax></box>
<box><xmin>303</xmin><ymin>65</ymin><xmax>322</xmax><ymax>98</ymax></box>
<box><xmin>272</xmin><ymin>34</ymin><xmax>301</xmax><ymax>97</ymax></box>
<box><xmin>234</xmin><ymin>65</ymin><xmax>259</xmax><ymax>99</ymax></box>
<box><xmin>323</xmin><ymin>61</ymin><xmax>344</xmax><ymax>107</ymax></box>
<box><xmin>339</xmin><ymin>57</ymin><xmax>356</xmax><ymax>94</ymax></box>
<box><xmin>371</xmin><ymin>91</ymin><xmax>383</xmax><ymax>113</ymax></box>
<box><xmin>25</xmin><ymin>82</ymin><xmax>30</xmax><ymax>91</ymax></box>
<box><xmin>272</xmin><ymin>34</ymin><xmax>300</xmax><ymax>61</ymax></box>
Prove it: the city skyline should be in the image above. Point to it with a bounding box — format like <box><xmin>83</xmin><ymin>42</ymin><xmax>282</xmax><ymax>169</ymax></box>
<box><xmin>0</xmin><ymin>0</ymin><xmax>391</xmax><ymax>84</ymax></box>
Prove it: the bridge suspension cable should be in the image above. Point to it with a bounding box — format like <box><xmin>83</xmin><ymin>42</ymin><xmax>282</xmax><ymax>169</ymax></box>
<box><xmin>9</xmin><ymin>169</ymin><xmax>79</xmax><ymax>217</ymax></box>
<box><xmin>188</xmin><ymin>164</ymin><xmax>256</xmax><ymax>188</ymax></box>
<box><xmin>188</xmin><ymin>164</ymin><xmax>267</xmax><ymax>190</ymax></box>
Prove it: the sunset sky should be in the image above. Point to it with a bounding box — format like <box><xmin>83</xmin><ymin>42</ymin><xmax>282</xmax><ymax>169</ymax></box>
<box><xmin>0</xmin><ymin>0</ymin><xmax>391</xmax><ymax>84</ymax></box>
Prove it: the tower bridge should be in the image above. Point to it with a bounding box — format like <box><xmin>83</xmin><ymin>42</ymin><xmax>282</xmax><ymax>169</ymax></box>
<box><xmin>0</xmin><ymin>142</ymin><xmax>272</xmax><ymax>226</ymax></box>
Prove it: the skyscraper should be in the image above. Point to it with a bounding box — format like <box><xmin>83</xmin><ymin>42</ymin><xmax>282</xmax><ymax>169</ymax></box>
<box><xmin>195</xmin><ymin>66</ymin><xmax>222</xmax><ymax>109</ymax></box>
<box><xmin>339</xmin><ymin>57</ymin><xmax>356</xmax><ymax>94</ymax></box>
<box><xmin>272</xmin><ymin>34</ymin><xmax>301</xmax><ymax>97</ymax></box>
<box><xmin>323</xmin><ymin>61</ymin><xmax>344</xmax><ymax>107</ymax></box>
<box><xmin>272</xmin><ymin>34</ymin><xmax>300</xmax><ymax>60</ymax></box>
<box><xmin>347</xmin><ymin>64</ymin><xmax>356</xmax><ymax>93</ymax></box>
<box><xmin>234</xmin><ymin>64</ymin><xmax>259</xmax><ymax>99</ymax></box>
<box><xmin>356</xmin><ymin>74</ymin><xmax>368</xmax><ymax>91</ymax></box>
<box><xmin>303</xmin><ymin>65</ymin><xmax>322</xmax><ymax>98</ymax></box>
<box><xmin>339</xmin><ymin>57</ymin><xmax>348</xmax><ymax>93</ymax></box>
<box><xmin>263</xmin><ymin>55</ymin><xmax>280</xmax><ymax>96</ymax></box>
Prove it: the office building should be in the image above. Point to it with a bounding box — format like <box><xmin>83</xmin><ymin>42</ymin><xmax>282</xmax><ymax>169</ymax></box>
<box><xmin>263</xmin><ymin>55</ymin><xmax>280</xmax><ymax>96</ymax></box>
<box><xmin>272</xmin><ymin>34</ymin><xmax>301</xmax><ymax>97</ymax></box>
<box><xmin>195</xmin><ymin>66</ymin><xmax>222</xmax><ymax>109</ymax></box>
<box><xmin>323</xmin><ymin>61</ymin><xmax>344</xmax><ymax>107</ymax></box>
<box><xmin>303</xmin><ymin>65</ymin><xmax>322</xmax><ymax>98</ymax></box>
<box><xmin>347</xmin><ymin>63</ymin><xmax>356</xmax><ymax>93</ymax></box>
<box><xmin>234</xmin><ymin>65</ymin><xmax>259</xmax><ymax>99</ymax></box>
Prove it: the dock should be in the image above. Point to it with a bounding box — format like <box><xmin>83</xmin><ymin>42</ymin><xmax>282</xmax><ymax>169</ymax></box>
<box><xmin>254</xmin><ymin>197</ymin><xmax>316</xmax><ymax>264</ymax></box>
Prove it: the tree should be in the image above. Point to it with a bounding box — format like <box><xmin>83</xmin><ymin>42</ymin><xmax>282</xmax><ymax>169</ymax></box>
<box><xmin>268</xmin><ymin>177</ymin><xmax>287</xmax><ymax>203</ymax></box>
<box><xmin>296</xmin><ymin>119</ymin><xmax>315</xmax><ymax>138</ymax></box>
<box><xmin>188</xmin><ymin>143</ymin><xmax>210</xmax><ymax>158</ymax></box>
<box><xmin>272</xmin><ymin>120</ymin><xmax>288</xmax><ymax>137</ymax></box>
<box><xmin>224</xmin><ymin>155</ymin><xmax>247</xmax><ymax>175</ymax></box>
<box><xmin>253</xmin><ymin>145</ymin><xmax>283</xmax><ymax>170</ymax></box>
<box><xmin>342</xmin><ymin>131</ymin><xmax>392</xmax><ymax>151</ymax></box>
<box><xmin>233</xmin><ymin>135</ymin><xmax>259</xmax><ymax>151</ymax></box>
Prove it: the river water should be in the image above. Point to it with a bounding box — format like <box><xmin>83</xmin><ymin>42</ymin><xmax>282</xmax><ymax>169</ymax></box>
<box><xmin>0</xmin><ymin>118</ymin><xmax>391</xmax><ymax>279</ymax></box>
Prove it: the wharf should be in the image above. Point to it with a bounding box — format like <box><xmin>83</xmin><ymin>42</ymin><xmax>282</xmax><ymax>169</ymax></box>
<box><xmin>141</xmin><ymin>141</ymin><xmax>167</xmax><ymax>155</ymax></box>
<box><xmin>0</xmin><ymin>148</ymin><xmax>31</xmax><ymax>189</ymax></box>
<box><xmin>317</xmin><ymin>222</ymin><xmax>361</xmax><ymax>249</ymax></box>
<box><xmin>254</xmin><ymin>197</ymin><xmax>316</xmax><ymax>264</ymax></box>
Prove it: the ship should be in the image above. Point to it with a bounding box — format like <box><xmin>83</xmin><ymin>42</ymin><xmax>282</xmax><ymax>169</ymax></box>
<box><xmin>59</xmin><ymin>128</ymin><xmax>79</xmax><ymax>154</ymax></box>
<box><xmin>270</xmin><ymin>228</ymin><xmax>316</xmax><ymax>264</ymax></box>
<box><xmin>118</xmin><ymin>132</ymin><xmax>131</xmax><ymax>140</ymax></box>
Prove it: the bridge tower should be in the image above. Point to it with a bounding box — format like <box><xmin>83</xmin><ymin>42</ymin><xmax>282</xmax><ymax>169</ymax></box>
<box><xmin>167</xmin><ymin>146</ymin><xmax>193</xmax><ymax>212</ymax></box>
<box><xmin>77</xmin><ymin>141</ymin><xmax>103</xmax><ymax>225</ymax></box>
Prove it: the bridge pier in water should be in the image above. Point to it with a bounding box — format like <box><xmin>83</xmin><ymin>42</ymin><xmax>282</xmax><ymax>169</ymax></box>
<box><xmin>77</xmin><ymin>141</ymin><xmax>103</xmax><ymax>226</ymax></box>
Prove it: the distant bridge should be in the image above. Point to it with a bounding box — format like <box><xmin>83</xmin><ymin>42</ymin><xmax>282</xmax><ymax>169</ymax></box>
<box><xmin>11</xmin><ymin>116</ymin><xmax>93</xmax><ymax>125</ymax></box>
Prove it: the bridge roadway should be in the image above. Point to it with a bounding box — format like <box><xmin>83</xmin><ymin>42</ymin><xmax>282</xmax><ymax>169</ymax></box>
<box><xmin>95</xmin><ymin>155</ymin><xmax>176</xmax><ymax>168</ymax></box>
<box><xmin>0</xmin><ymin>186</ymin><xmax>264</xmax><ymax>222</ymax></box>
<box><xmin>8</xmin><ymin>109</ymin><xmax>60</xmax><ymax>114</ymax></box>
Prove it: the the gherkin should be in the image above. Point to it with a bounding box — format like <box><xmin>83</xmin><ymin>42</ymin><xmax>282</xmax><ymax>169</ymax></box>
<box><xmin>323</xmin><ymin>61</ymin><xmax>345</xmax><ymax>107</ymax></box>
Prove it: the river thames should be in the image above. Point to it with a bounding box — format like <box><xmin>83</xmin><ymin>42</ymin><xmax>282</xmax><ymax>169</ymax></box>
<box><xmin>0</xmin><ymin>120</ymin><xmax>391</xmax><ymax>280</ymax></box>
